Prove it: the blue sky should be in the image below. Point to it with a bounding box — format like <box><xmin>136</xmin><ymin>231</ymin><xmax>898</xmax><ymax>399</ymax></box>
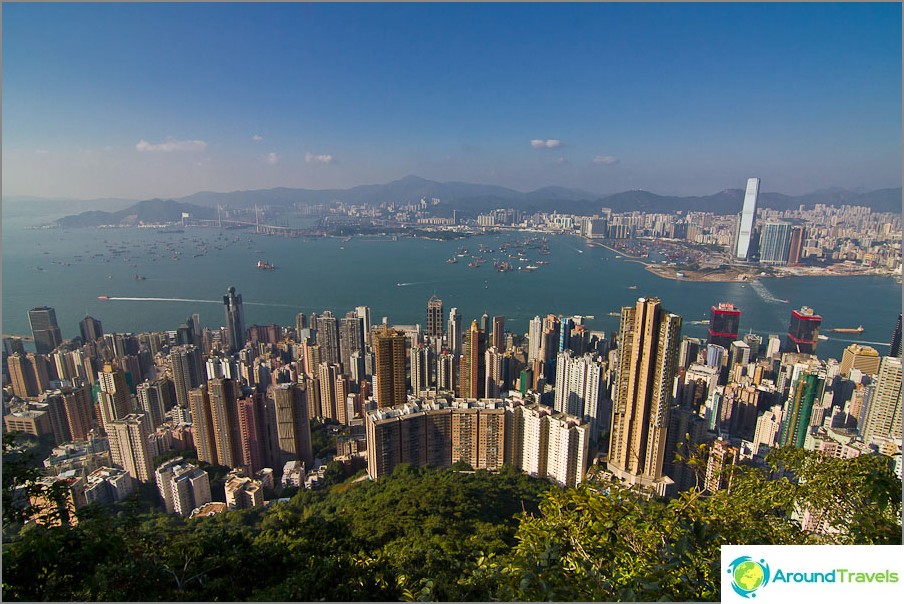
<box><xmin>2</xmin><ymin>2</ymin><xmax>901</xmax><ymax>199</ymax></box>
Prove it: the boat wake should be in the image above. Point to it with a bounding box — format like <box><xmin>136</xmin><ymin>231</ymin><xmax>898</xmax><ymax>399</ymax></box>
<box><xmin>830</xmin><ymin>338</ymin><xmax>890</xmax><ymax>347</ymax></box>
<box><xmin>396</xmin><ymin>281</ymin><xmax>440</xmax><ymax>287</ymax></box>
<box><xmin>748</xmin><ymin>282</ymin><xmax>786</xmax><ymax>305</ymax></box>
<box><xmin>106</xmin><ymin>296</ymin><xmax>296</xmax><ymax>308</ymax></box>
<box><xmin>109</xmin><ymin>296</ymin><xmax>220</xmax><ymax>304</ymax></box>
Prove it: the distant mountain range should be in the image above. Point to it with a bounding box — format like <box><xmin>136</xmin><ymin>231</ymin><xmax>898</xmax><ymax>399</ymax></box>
<box><xmin>51</xmin><ymin>175</ymin><xmax>902</xmax><ymax>227</ymax></box>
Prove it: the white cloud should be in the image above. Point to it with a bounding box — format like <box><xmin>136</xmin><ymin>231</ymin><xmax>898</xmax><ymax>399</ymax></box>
<box><xmin>266</xmin><ymin>152</ymin><xmax>279</xmax><ymax>165</ymax></box>
<box><xmin>305</xmin><ymin>152</ymin><xmax>335</xmax><ymax>164</ymax></box>
<box><xmin>252</xmin><ymin>134</ymin><xmax>264</xmax><ymax>142</ymax></box>
<box><xmin>592</xmin><ymin>155</ymin><xmax>620</xmax><ymax>165</ymax></box>
<box><xmin>531</xmin><ymin>139</ymin><xmax>563</xmax><ymax>149</ymax></box>
<box><xmin>136</xmin><ymin>137</ymin><xmax>208</xmax><ymax>152</ymax></box>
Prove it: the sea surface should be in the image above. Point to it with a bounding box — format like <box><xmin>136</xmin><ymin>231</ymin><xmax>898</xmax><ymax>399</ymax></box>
<box><xmin>2</xmin><ymin>207</ymin><xmax>901</xmax><ymax>363</ymax></box>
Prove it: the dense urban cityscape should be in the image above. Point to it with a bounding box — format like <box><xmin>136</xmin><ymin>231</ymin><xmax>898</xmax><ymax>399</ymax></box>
<box><xmin>101</xmin><ymin>175</ymin><xmax>900</xmax><ymax>285</ymax></box>
<box><xmin>4</xmin><ymin>178</ymin><xmax>902</xmax><ymax>522</ymax></box>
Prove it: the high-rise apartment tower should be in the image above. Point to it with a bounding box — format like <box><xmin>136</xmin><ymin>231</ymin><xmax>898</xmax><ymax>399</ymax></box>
<box><xmin>607</xmin><ymin>297</ymin><xmax>682</xmax><ymax>496</ymax></box>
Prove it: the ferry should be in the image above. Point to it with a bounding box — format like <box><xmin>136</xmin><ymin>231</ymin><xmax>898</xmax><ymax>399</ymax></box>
<box><xmin>830</xmin><ymin>326</ymin><xmax>864</xmax><ymax>334</ymax></box>
<box><xmin>818</xmin><ymin>335</ymin><xmax>830</xmax><ymax>341</ymax></box>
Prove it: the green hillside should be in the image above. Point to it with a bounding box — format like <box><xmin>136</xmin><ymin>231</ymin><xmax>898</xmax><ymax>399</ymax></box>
<box><xmin>2</xmin><ymin>448</ymin><xmax>900</xmax><ymax>602</ymax></box>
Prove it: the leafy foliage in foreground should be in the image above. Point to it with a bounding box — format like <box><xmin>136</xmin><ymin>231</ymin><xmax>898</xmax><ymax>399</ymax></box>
<box><xmin>2</xmin><ymin>449</ymin><xmax>900</xmax><ymax>602</ymax></box>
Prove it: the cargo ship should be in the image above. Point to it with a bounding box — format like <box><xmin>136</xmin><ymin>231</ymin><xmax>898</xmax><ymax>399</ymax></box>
<box><xmin>830</xmin><ymin>326</ymin><xmax>864</xmax><ymax>334</ymax></box>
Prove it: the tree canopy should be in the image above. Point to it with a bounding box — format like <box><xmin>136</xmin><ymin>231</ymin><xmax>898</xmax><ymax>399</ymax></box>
<box><xmin>2</xmin><ymin>446</ymin><xmax>900</xmax><ymax>602</ymax></box>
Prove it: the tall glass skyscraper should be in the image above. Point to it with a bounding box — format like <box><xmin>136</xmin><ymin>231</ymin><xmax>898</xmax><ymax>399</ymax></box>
<box><xmin>758</xmin><ymin>222</ymin><xmax>792</xmax><ymax>265</ymax></box>
<box><xmin>222</xmin><ymin>286</ymin><xmax>245</xmax><ymax>353</ymax></box>
<box><xmin>28</xmin><ymin>306</ymin><xmax>63</xmax><ymax>354</ymax></box>
<box><xmin>734</xmin><ymin>177</ymin><xmax>760</xmax><ymax>261</ymax></box>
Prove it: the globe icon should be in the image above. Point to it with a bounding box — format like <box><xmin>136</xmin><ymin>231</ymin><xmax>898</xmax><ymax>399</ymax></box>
<box><xmin>733</xmin><ymin>560</ymin><xmax>765</xmax><ymax>592</ymax></box>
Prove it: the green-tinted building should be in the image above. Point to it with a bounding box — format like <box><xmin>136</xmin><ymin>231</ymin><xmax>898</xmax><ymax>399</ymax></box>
<box><xmin>779</xmin><ymin>362</ymin><xmax>825</xmax><ymax>448</ymax></box>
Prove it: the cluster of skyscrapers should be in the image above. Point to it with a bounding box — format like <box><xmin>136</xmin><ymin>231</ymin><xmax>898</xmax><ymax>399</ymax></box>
<box><xmin>3</xmin><ymin>280</ymin><xmax>902</xmax><ymax>523</ymax></box>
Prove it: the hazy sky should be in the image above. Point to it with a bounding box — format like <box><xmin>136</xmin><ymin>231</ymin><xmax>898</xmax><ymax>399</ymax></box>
<box><xmin>2</xmin><ymin>2</ymin><xmax>901</xmax><ymax>200</ymax></box>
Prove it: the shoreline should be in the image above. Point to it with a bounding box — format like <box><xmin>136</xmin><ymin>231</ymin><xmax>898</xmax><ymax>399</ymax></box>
<box><xmin>586</xmin><ymin>241</ymin><xmax>648</xmax><ymax>259</ymax></box>
<box><xmin>642</xmin><ymin>263</ymin><xmax>899</xmax><ymax>283</ymax></box>
<box><xmin>642</xmin><ymin>264</ymin><xmax>757</xmax><ymax>283</ymax></box>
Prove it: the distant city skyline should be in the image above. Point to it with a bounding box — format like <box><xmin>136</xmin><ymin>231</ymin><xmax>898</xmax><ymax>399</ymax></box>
<box><xmin>2</xmin><ymin>2</ymin><xmax>901</xmax><ymax>200</ymax></box>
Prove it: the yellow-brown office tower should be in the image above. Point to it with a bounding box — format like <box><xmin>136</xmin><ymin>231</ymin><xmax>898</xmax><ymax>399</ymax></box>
<box><xmin>8</xmin><ymin>353</ymin><xmax>39</xmax><ymax>399</ymax></box>
<box><xmin>459</xmin><ymin>321</ymin><xmax>486</xmax><ymax>398</ymax></box>
<box><xmin>273</xmin><ymin>383</ymin><xmax>314</xmax><ymax>470</ymax></box>
<box><xmin>208</xmin><ymin>378</ymin><xmax>243</xmax><ymax>469</ymax></box>
<box><xmin>189</xmin><ymin>385</ymin><xmax>217</xmax><ymax>466</ymax></box>
<box><xmin>608</xmin><ymin>297</ymin><xmax>682</xmax><ymax>497</ymax></box>
<box><xmin>373</xmin><ymin>326</ymin><xmax>407</xmax><ymax>408</ymax></box>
